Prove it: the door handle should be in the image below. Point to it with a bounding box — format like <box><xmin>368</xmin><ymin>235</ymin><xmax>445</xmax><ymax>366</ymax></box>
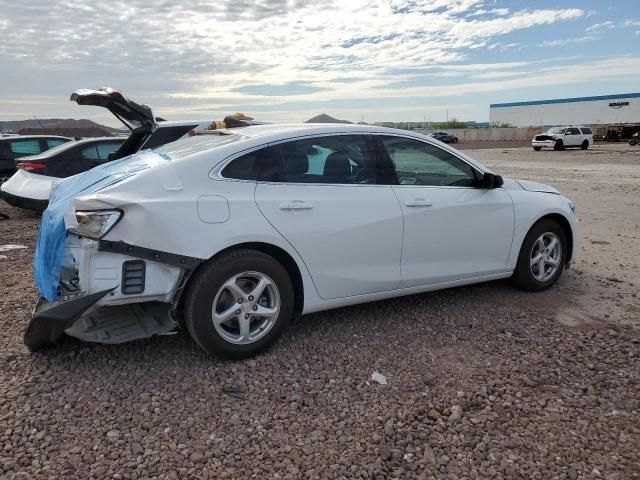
<box><xmin>405</xmin><ymin>198</ymin><xmax>432</xmax><ymax>207</ymax></box>
<box><xmin>278</xmin><ymin>200</ymin><xmax>314</xmax><ymax>211</ymax></box>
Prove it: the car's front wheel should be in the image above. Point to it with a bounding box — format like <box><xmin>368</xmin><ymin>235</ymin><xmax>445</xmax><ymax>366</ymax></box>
<box><xmin>581</xmin><ymin>140</ymin><xmax>589</xmax><ymax>150</ymax></box>
<box><xmin>512</xmin><ymin>219</ymin><xmax>566</xmax><ymax>292</ymax></box>
<box><xmin>554</xmin><ymin>140</ymin><xmax>564</xmax><ymax>151</ymax></box>
<box><xmin>184</xmin><ymin>249</ymin><xmax>294</xmax><ymax>359</ymax></box>
<box><xmin>533</xmin><ymin>146</ymin><xmax>542</xmax><ymax>151</ymax></box>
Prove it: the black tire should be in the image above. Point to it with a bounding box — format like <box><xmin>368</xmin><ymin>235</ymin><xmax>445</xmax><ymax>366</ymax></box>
<box><xmin>453</xmin><ymin>138</ymin><xmax>458</xmax><ymax>144</ymax></box>
<box><xmin>581</xmin><ymin>140</ymin><xmax>589</xmax><ymax>150</ymax></box>
<box><xmin>630</xmin><ymin>139</ymin><xmax>637</xmax><ymax>146</ymax></box>
<box><xmin>183</xmin><ymin>249</ymin><xmax>294</xmax><ymax>359</ymax></box>
<box><xmin>512</xmin><ymin>219</ymin><xmax>567</xmax><ymax>292</ymax></box>
<box><xmin>533</xmin><ymin>146</ymin><xmax>542</xmax><ymax>151</ymax></box>
<box><xmin>554</xmin><ymin>140</ymin><xmax>564</xmax><ymax>151</ymax></box>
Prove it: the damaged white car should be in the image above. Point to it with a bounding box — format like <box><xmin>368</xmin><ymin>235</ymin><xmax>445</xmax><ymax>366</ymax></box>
<box><xmin>27</xmin><ymin>124</ymin><xmax>579</xmax><ymax>358</ymax></box>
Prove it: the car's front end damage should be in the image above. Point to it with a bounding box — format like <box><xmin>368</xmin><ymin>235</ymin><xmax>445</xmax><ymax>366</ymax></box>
<box><xmin>531</xmin><ymin>134</ymin><xmax>557</xmax><ymax>150</ymax></box>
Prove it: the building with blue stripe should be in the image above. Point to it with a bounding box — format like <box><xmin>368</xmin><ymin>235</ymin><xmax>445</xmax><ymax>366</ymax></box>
<box><xmin>490</xmin><ymin>93</ymin><xmax>640</xmax><ymax>127</ymax></box>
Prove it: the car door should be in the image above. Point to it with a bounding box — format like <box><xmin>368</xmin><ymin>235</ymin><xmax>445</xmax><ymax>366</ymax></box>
<box><xmin>377</xmin><ymin>135</ymin><xmax>515</xmax><ymax>288</ymax></box>
<box><xmin>253</xmin><ymin>134</ymin><xmax>403</xmax><ymax>299</ymax></box>
<box><xmin>564</xmin><ymin>127</ymin><xmax>582</xmax><ymax>147</ymax></box>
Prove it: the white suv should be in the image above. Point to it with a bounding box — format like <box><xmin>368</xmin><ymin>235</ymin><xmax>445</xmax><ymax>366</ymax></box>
<box><xmin>532</xmin><ymin>126</ymin><xmax>593</xmax><ymax>151</ymax></box>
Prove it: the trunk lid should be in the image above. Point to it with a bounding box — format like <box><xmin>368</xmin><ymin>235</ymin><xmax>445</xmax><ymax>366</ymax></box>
<box><xmin>70</xmin><ymin>88</ymin><xmax>156</xmax><ymax>131</ymax></box>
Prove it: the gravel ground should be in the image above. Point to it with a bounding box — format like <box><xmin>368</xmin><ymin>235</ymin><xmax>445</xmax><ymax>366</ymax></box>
<box><xmin>1</xmin><ymin>143</ymin><xmax>639</xmax><ymax>479</ymax></box>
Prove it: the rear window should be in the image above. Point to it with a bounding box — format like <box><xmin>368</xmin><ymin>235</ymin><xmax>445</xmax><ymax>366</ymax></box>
<box><xmin>154</xmin><ymin>132</ymin><xmax>243</xmax><ymax>161</ymax></box>
<box><xmin>46</xmin><ymin>138</ymin><xmax>69</xmax><ymax>149</ymax></box>
<box><xmin>580</xmin><ymin>127</ymin><xmax>593</xmax><ymax>135</ymax></box>
<box><xmin>9</xmin><ymin>140</ymin><xmax>42</xmax><ymax>155</ymax></box>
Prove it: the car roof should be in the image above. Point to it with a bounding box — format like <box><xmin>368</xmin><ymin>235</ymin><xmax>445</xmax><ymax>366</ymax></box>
<box><xmin>0</xmin><ymin>135</ymin><xmax>72</xmax><ymax>141</ymax></box>
<box><xmin>217</xmin><ymin>123</ymin><xmax>420</xmax><ymax>140</ymax></box>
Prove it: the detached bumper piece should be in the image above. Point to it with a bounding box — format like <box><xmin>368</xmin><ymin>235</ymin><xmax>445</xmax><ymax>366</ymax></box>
<box><xmin>24</xmin><ymin>288</ymin><xmax>115</xmax><ymax>351</ymax></box>
<box><xmin>64</xmin><ymin>302</ymin><xmax>175</xmax><ymax>345</ymax></box>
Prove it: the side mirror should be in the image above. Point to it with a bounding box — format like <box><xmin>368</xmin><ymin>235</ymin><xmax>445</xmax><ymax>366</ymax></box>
<box><xmin>482</xmin><ymin>172</ymin><xmax>504</xmax><ymax>189</ymax></box>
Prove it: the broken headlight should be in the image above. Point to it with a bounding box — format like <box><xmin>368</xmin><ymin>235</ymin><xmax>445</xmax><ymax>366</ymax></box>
<box><xmin>69</xmin><ymin>210</ymin><xmax>122</xmax><ymax>240</ymax></box>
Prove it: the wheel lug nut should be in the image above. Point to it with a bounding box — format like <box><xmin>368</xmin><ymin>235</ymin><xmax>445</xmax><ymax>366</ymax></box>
<box><xmin>252</xmin><ymin>305</ymin><xmax>258</xmax><ymax>311</ymax></box>
<box><xmin>248</xmin><ymin>296</ymin><xmax>254</xmax><ymax>301</ymax></box>
<box><xmin>235</xmin><ymin>309</ymin><xmax>241</xmax><ymax>315</ymax></box>
<box><xmin>237</xmin><ymin>298</ymin><xmax>243</xmax><ymax>304</ymax></box>
<box><xmin>244</xmin><ymin>314</ymin><xmax>250</xmax><ymax>319</ymax></box>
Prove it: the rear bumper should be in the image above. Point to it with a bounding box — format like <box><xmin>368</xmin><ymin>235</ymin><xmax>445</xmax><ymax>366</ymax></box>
<box><xmin>0</xmin><ymin>188</ymin><xmax>48</xmax><ymax>212</ymax></box>
<box><xmin>24</xmin><ymin>288</ymin><xmax>115</xmax><ymax>351</ymax></box>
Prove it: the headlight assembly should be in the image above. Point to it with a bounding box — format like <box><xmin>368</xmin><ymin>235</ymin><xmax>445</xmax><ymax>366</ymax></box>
<box><xmin>68</xmin><ymin>210</ymin><xmax>122</xmax><ymax>240</ymax></box>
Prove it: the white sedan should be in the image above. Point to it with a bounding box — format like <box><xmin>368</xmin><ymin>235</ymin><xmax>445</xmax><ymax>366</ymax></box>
<box><xmin>27</xmin><ymin>124</ymin><xmax>579</xmax><ymax>358</ymax></box>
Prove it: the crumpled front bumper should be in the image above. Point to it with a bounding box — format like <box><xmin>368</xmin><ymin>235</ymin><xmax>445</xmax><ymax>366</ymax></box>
<box><xmin>24</xmin><ymin>288</ymin><xmax>115</xmax><ymax>351</ymax></box>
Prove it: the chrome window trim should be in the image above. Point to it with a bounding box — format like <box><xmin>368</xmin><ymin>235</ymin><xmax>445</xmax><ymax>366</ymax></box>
<box><xmin>209</xmin><ymin>131</ymin><xmax>489</xmax><ymax>189</ymax></box>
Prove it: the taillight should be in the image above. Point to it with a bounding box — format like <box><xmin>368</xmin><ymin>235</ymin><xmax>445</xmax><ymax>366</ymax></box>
<box><xmin>17</xmin><ymin>162</ymin><xmax>47</xmax><ymax>171</ymax></box>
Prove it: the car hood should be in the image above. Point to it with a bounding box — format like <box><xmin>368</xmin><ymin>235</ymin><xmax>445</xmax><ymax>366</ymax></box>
<box><xmin>514</xmin><ymin>179</ymin><xmax>560</xmax><ymax>194</ymax></box>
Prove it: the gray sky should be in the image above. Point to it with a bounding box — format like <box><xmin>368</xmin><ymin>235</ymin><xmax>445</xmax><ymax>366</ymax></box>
<box><xmin>1</xmin><ymin>0</ymin><xmax>638</xmax><ymax>125</ymax></box>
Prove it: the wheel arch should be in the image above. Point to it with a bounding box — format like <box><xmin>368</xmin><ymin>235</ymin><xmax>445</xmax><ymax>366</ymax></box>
<box><xmin>205</xmin><ymin>242</ymin><xmax>305</xmax><ymax>314</ymax></box>
<box><xmin>529</xmin><ymin>213</ymin><xmax>574</xmax><ymax>263</ymax></box>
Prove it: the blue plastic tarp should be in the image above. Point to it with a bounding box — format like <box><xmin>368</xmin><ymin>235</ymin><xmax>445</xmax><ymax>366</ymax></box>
<box><xmin>33</xmin><ymin>151</ymin><xmax>170</xmax><ymax>302</ymax></box>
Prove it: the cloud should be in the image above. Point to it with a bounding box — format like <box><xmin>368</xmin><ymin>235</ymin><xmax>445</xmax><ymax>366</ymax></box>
<box><xmin>0</xmin><ymin>0</ymin><xmax>605</xmax><ymax>122</ymax></box>
<box><xmin>538</xmin><ymin>36</ymin><xmax>598</xmax><ymax>47</ymax></box>
<box><xmin>585</xmin><ymin>21</ymin><xmax>615</xmax><ymax>32</ymax></box>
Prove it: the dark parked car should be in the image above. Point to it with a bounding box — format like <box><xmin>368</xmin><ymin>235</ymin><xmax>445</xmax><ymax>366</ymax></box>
<box><xmin>0</xmin><ymin>135</ymin><xmax>71</xmax><ymax>176</ymax></box>
<box><xmin>14</xmin><ymin>137</ymin><xmax>125</xmax><ymax>178</ymax></box>
<box><xmin>430</xmin><ymin>131</ymin><xmax>459</xmax><ymax>144</ymax></box>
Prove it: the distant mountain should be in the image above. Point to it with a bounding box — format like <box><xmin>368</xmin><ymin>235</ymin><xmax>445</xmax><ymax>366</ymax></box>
<box><xmin>305</xmin><ymin>114</ymin><xmax>352</xmax><ymax>124</ymax></box>
<box><xmin>0</xmin><ymin>118</ymin><xmax>119</xmax><ymax>137</ymax></box>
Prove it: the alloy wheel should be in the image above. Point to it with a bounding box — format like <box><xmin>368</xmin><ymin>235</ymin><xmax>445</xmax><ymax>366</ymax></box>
<box><xmin>529</xmin><ymin>232</ymin><xmax>562</xmax><ymax>282</ymax></box>
<box><xmin>211</xmin><ymin>271</ymin><xmax>280</xmax><ymax>345</ymax></box>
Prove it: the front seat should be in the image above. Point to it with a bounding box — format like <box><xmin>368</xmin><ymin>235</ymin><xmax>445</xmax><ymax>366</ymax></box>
<box><xmin>323</xmin><ymin>152</ymin><xmax>352</xmax><ymax>183</ymax></box>
<box><xmin>283</xmin><ymin>151</ymin><xmax>309</xmax><ymax>182</ymax></box>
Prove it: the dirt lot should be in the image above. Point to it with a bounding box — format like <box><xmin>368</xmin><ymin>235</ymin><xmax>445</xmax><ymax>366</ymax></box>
<box><xmin>0</xmin><ymin>144</ymin><xmax>639</xmax><ymax>479</ymax></box>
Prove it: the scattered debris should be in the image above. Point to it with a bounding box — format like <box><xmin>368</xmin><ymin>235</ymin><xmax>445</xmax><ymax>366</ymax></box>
<box><xmin>222</xmin><ymin>388</ymin><xmax>246</xmax><ymax>401</ymax></box>
<box><xmin>0</xmin><ymin>244</ymin><xmax>27</xmax><ymax>252</ymax></box>
<box><xmin>371</xmin><ymin>371</ymin><xmax>387</xmax><ymax>385</ymax></box>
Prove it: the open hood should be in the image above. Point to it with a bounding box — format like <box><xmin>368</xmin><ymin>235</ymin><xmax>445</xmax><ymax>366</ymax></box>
<box><xmin>70</xmin><ymin>87</ymin><xmax>156</xmax><ymax>131</ymax></box>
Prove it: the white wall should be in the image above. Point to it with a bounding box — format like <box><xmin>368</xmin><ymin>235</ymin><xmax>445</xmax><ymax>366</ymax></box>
<box><xmin>490</xmin><ymin>96</ymin><xmax>640</xmax><ymax>127</ymax></box>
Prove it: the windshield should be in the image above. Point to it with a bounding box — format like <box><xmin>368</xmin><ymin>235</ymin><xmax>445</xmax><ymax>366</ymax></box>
<box><xmin>547</xmin><ymin>127</ymin><xmax>565</xmax><ymax>134</ymax></box>
<box><xmin>153</xmin><ymin>132</ymin><xmax>244</xmax><ymax>161</ymax></box>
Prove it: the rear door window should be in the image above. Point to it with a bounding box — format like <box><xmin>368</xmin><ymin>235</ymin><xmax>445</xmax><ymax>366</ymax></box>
<box><xmin>263</xmin><ymin>135</ymin><xmax>379</xmax><ymax>185</ymax></box>
<box><xmin>580</xmin><ymin>127</ymin><xmax>593</xmax><ymax>135</ymax></box>
<box><xmin>9</xmin><ymin>139</ymin><xmax>42</xmax><ymax>156</ymax></box>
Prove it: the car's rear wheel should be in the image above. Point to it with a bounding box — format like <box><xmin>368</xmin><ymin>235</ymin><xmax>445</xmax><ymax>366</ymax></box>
<box><xmin>184</xmin><ymin>249</ymin><xmax>294</xmax><ymax>359</ymax></box>
<box><xmin>533</xmin><ymin>146</ymin><xmax>542</xmax><ymax>151</ymax></box>
<box><xmin>581</xmin><ymin>140</ymin><xmax>589</xmax><ymax>150</ymax></box>
<box><xmin>554</xmin><ymin>140</ymin><xmax>564</xmax><ymax>151</ymax></box>
<box><xmin>512</xmin><ymin>219</ymin><xmax>566</xmax><ymax>292</ymax></box>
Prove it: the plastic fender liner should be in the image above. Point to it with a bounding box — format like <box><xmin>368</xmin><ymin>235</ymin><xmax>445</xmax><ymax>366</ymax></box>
<box><xmin>24</xmin><ymin>287</ymin><xmax>115</xmax><ymax>351</ymax></box>
<box><xmin>98</xmin><ymin>240</ymin><xmax>203</xmax><ymax>270</ymax></box>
